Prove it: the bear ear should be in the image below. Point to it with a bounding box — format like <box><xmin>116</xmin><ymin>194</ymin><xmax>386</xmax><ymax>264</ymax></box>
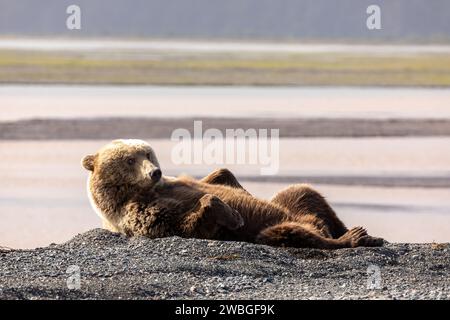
<box><xmin>82</xmin><ymin>154</ymin><xmax>96</xmax><ymax>171</ymax></box>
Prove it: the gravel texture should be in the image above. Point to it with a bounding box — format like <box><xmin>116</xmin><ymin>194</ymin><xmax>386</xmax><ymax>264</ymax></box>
<box><xmin>0</xmin><ymin>229</ymin><xmax>449</xmax><ymax>300</ymax></box>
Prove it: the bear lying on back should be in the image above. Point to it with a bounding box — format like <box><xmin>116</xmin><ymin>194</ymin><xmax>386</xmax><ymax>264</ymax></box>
<box><xmin>82</xmin><ymin>139</ymin><xmax>384</xmax><ymax>249</ymax></box>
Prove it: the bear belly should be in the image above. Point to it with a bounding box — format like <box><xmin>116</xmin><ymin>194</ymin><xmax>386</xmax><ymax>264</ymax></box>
<box><xmin>192</xmin><ymin>182</ymin><xmax>289</xmax><ymax>240</ymax></box>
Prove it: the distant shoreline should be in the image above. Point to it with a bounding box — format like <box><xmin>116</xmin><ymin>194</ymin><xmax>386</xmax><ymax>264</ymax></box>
<box><xmin>3</xmin><ymin>38</ymin><xmax>450</xmax><ymax>53</ymax></box>
<box><xmin>2</xmin><ymin>117</ymin><xmax>450</xmax><ymax>140</ymax></box>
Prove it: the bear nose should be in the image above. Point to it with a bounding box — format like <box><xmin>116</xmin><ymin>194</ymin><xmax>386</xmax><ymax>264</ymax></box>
<box><xmin>150</xmin><ymin>168</ymin><xmax>162</xmax><ymax>182</ymax></box>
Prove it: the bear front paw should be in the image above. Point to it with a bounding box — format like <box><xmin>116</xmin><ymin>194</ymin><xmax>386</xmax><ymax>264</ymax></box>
<box><xmin>199</xmin><ymin>194</ymin><xmax>244</xmax><ymax>230</ymax></box>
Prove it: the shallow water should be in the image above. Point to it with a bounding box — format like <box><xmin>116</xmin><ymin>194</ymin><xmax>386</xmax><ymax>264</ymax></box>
<box><xmin>2</xmin><ymin>39</ymin><xmax>450</xmax><ymax>54</ymax></box>
<box><xmin>2</xmin><ymin>86</ymin><xmax>450</xmax><ymax>121</ymax></box>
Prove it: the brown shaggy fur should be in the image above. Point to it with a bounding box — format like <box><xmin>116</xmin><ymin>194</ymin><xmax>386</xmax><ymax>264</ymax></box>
<box><xmin>82</xmin><ymin>140</ymin><xmax>384</xmax><ymax>249</ymax></box>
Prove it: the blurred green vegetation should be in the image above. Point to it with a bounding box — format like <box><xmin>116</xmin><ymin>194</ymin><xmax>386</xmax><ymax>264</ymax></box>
<box><xmin>0</xmin><ymin>50</ymin><xmax>449</xmax><ymax>86</ymax></box>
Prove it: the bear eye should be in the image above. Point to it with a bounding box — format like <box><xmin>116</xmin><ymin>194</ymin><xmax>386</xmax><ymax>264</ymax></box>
<box><xmin>127</xmin><ymin>158</ymin><xmax>136</xmax><ymax>165</ymax></box>
<box><xmin>146</xmin><ymin>153</ymin><xmax>151</xmax><ymax>160</ymax></box>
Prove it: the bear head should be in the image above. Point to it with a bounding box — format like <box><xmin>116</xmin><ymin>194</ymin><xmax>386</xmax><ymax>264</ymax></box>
<box><xmin>82</xmin><ymin>139</ymin><xmax>162</xmax><ymax>188</ymax></box>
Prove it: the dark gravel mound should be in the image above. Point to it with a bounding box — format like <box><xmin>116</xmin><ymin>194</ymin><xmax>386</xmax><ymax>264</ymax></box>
<box><xmin>0</xmin><ymin>229</ymin><xmax>448</xmax><ymax>300</ymax></box>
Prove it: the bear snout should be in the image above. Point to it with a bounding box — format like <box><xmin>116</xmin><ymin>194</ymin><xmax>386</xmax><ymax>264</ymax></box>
<box><xmin>150</xmin><ymin>168</ymin><xmax>162</xmax><ymax>182</ymax></box>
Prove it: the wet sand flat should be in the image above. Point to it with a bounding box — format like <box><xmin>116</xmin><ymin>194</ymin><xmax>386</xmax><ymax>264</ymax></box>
<box><xmin>2</xmin><ymin>87</ymin><xmax>450</xmax><ymax>140</ymax></box>
<box><xmin>3</xmin><ymin>117</ymin><xmax>450</xmax><ymax>140</ymax></box>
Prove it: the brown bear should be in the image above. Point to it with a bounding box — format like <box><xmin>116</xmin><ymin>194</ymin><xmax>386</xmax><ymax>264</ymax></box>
<box><xmin>82</xmin><ymin>139</ymin><xmax>384</xmax><ymax>249</ymax></box>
